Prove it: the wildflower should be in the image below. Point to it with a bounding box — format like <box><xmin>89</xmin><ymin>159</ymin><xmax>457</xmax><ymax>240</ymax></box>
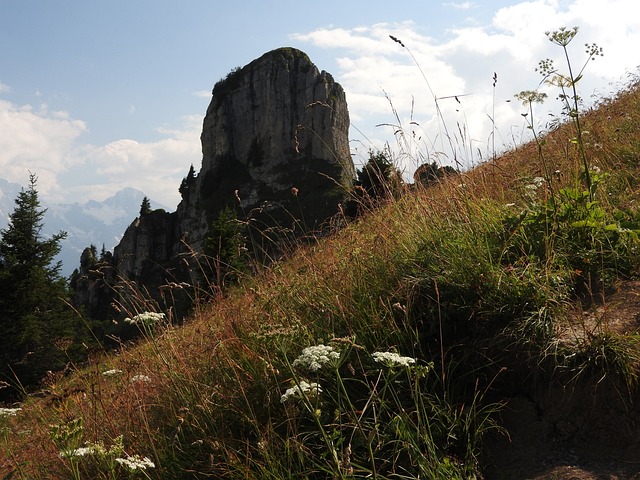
<box><xmin>0</xmin><ymin>407</ymin><xmax>21</xmax><ymax>417</ymax></box>
<box><xmin>115</xmin><ymin>454</ymin><xmax>155</xmax><ymax>470</ymax></box>
<box><xmin>80</xmin><ymin>436</ymin><xmax>123</xmax><ymax>458</ymax></box>
<box><xmin>59</xmin><ymin>446</ymin><xmax>98</xmax><ymax>458</ymax></box>
<box><xmin>545</xmin><ymin>26</ymin><xmax>579</xmax><ymax>47</ymax></box>
<box><xmin>280</xmin><ymin>380</ymin><xmax>322</xmax><ymax>403</ymax></box>
<box><xmin>292</xmin><ymin>344</ymin><xmax>340</xmax><ymax>372</ymax></box>
<box><xmin>131</xmin><ymin>374</ymin><xmax>151</xmax><ymax>383</ymax></box>
<box><xmin>372</xmin><ymin>351</ymin><xmax>416</xmax><ymax>368</ymax></box>
<box><xmin>102</xmin><ymin>369</ymin><xmax>123</xmax><ymax>377</ymax></box>
<box><xmin>124</xmin><ymin>312</ymin><xmax>166</xmax><ymax>327</ymax></box>
<box><xmin>515</xmin><ymin>90</ymin><xmax>548</xmax><ymax>106</ymax></box>
<box><xmin>85</xmin><ymin>442</ymin><xmax>109</xmax><ymax>456</ymax></box>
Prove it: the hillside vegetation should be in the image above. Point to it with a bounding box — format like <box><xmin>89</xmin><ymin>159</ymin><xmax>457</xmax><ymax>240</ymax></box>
<box><xmin>3</xmin><ymin>29</ymin><xmax>640</xmax><ymax>479</ymax></box>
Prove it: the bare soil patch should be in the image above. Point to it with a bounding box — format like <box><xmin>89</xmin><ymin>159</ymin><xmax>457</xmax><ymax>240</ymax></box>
<box><xmin>483</xmin><ymin>281</ymin><xmax>640</xmax><ymax>480</ymax></box>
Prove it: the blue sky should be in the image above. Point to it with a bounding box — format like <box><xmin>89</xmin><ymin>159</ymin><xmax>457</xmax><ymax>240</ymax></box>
<box><xmin>1</xmin><ymin>0</ymin><xmax>638</xmax><ymax>208</ymax></box>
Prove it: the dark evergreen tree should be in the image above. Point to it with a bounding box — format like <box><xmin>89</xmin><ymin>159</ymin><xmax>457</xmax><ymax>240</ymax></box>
<box><xmin>356</xmin><ymin>150</ymin><xmax>404</xmax><ymax>201</ymax></box>
<box><xmin>0</xmin><ymin>174</ymin><xmax>79</xmax><ymax>394</ymax></box>
<box><xmin>99</xmin><ymin>243</ymin><xmax>113</xmax><ymax>263</ymax></box>
<box><xmin>179</xmin><ymin>164</ymin><xmax>197</xmax><ymax>200</ymax></box>
<box><xmin>413</xmin><ymin>162</ymin><xmax>457</xmax><ymax>187</ymax></box>
<box><xmin>140</xmin><ymin>196</ymin><xmax>152</xmax><ymax>216</ymax></box>
<box><xmin>203</xmin><ymin>206</ymin><xmax>248</xmax><ymax>287</ymax></box>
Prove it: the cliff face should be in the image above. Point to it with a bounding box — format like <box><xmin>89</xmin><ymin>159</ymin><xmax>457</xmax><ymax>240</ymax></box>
<box><xmin>75</xmin><ymin>47</ymin><xmax>354</xmax><ymax>315</ymax></box>
<box><xmin>177</xmin><ymin>47</ymin><xmax>354</xmax><ymax>251</ymax></box>
<box><xmin>114</xmin><ymin>210</ymin><xmax>178</xmax><ymax>281</ymax></box>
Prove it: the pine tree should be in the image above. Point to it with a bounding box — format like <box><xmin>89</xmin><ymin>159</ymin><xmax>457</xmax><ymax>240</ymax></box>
<box><xmin>203</xmin><ymin>206</ymin><xmax>248</xmax><ymax>286</ymax></box>
<box><xmin>0</xmin><ymin>174</ymin><xmax>74</xmax><ymax>393</ymax></box>
<box><xmin>357</xmin><ymin>151</ymin><xmax>404</xmax><ymax>200</ymax></box>
<box><xmin>140</xmin><ymin>196</ymin><xmax>152</xmax><ymax>216</ymax></box>
<box><xmin>179</xmin><ymin>164</ymin><xmax>197</xmax><ymax>200</ymax></box>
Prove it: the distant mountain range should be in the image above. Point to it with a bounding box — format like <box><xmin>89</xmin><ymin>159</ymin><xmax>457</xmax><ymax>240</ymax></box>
<box><xmin>0</xmin><ymin>178</ymin><xmax>168</xmax><ymax>277</ymax></box>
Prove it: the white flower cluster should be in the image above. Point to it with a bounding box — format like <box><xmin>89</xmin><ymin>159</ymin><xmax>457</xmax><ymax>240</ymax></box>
<box><xmin>124</xmin><ymin>312</ymin><xmax>166</xmax><ymax>326</ymax></box>
<box><xmin>372</xmin><ymin>351</ymin><xmax>416</xmax><ymax>368</ymax></box>
<box><xmin>525</xmin><ymin>176</ymin><xmax>546</xmax><ymax>191</ymax></box>
<box><xmin>0</xmin><ymin>407</ymin><xmax>21</xmax><ymax>417</ymax></box>
<box><xmin>280</xmin><ymin>381</ymin><xmax>322</xmax><ymax>403</ymax></box>
<box><xmin>130</xmin><ymin>374</ymin><xmax>151</xmax><ymax>383</ymax></box>
<box><xmin>102</xmin><ymin>369</ymin><xmax>123</xmax><ymax>377</ymax></box>
<box><xmin>59</xmin><ymin>445</ymin><xmax>100</xmax><ymax>458</ymax></box>
<box><xmin>292</xmin><ymin>344</ymin><xmax>340</xmax><ymax>372</ymax></box>
<box><xmin>115</xmin><ymin>454</ymin><xmax>155</xmax><ymax>470</ymax></box>
<box><xmin>59</xmin><ymin>438</ymin><xmax>125</xmax><ymax>461</ymax></box>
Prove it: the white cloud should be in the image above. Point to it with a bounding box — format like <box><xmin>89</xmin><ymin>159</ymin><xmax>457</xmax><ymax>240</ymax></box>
<box><xmin>0</xmin><ymin>82</ymin><xmax>10</xmax><ymax>93</ymax></box>
<box><xmin>444</xmin><ymin>1</ymin><xmax>475</xmax><ymax>10</ymax></box>
<box><xmin>0</xmin><ymin>98</ymin><xmax>200</xmax><ymax>207</ymax></box>
<box><xmin>64</xmin><ymin>115</ymin><xmax>201</xmax><ymax>207</ymax></box>
<box><xmin>0</xmin><ymin>100</ymin><xmax>87</xmax><ymax>197</ymax></box>
<box><xmin>193</xmin><ymin>90</ymin><xmax>212</xmax><ymax>98</ymax></box>
<box><xmin>292</xmin><ymin>1</ymin><xmax>640</xmax><ymax>175</ymax></box>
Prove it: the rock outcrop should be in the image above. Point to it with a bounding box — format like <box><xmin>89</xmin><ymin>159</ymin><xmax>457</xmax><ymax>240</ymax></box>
<box><xmin>176</xmin><ymin>47</ymin><xmax>354</xmax><ymax>253</ymax></box>
<box><xmin>73</xmin><ymin>47</ymin><xmax>355</xmax><ymax>317</ymax></box>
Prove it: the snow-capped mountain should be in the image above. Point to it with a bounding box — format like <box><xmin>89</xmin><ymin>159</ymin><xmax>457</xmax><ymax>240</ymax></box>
<box><xmin>0</xmin><ymin>179</ymin><xmax>168</xmax><ymax>277</ymax></box>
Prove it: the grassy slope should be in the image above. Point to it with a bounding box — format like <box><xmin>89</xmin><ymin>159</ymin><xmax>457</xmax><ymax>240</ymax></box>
<box><xmin>2</xmin><ymin>80</ymin><xmax>640</xmax><ymax>479</ymax></box>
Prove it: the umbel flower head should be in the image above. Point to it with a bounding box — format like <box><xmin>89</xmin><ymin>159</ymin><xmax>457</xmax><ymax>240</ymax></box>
<box><xmin>292</xmin><ymin>344</ymin><xmax>340</xmax><ymax>372</ymax></box>
<box><xmin>130</xmin><ymin>374</ymin><xmax>151</xmax><ymax>384</ymax></box>
<box><xmin>115</xmin><ymin>454</ymin><xmax>155</xmax><ymax>470</ymax></box>
<box><xmin>59</xmin><ymin>446</ymin><xmax>99</xmax><ymax>459</ymax></box>
<box><xmin>372</xmin><ymin>351</ymin><xmax>417</xmax><ymax>368</ymax></box>
<box><xmin>0</xmin><ymin>407</ymin><xmax>21</xmax><ymax>417</ymax></box>
<box><xmin>124</xmin><ymin>312</ymin><xmax>166</xmax><ymax>327</ymax></box>
<box><xmin>280</xmin><ymin>380</ymin><xmax>322</xmax><ymax>403</ymax></box>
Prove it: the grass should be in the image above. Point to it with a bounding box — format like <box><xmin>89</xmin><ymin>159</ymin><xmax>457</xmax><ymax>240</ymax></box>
<box><xmin>3</xmin><ymin>29</ymin><xmax>640</xmax><ymax>479</ymax></box>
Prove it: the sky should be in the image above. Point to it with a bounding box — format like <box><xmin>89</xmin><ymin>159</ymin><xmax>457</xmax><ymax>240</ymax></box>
<box><xmin>1</xmin><ymin>0</ymin><xmax>639</xmax><ymax>209</ymax></box>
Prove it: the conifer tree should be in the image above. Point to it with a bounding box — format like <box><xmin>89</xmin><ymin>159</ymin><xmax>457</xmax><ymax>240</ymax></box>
<box><xmin>0</xmin><ymin>174</ymin><xmax>75</xmax><ymax>392</ymax></box>
<box><xmin>203</xmin><ymin>206</ymin><xmax>248</xmax><ymax>286</ymax></box>
<box><xmin>357</xmin><ymin>151</ymin><xmax>404</xmax><ymax>200</ymax></box>
<box><xmin>179</xmin><ymin>164</ymin><xmax>197</xmax><ymax>200</ymax></box>
<box><xmin>140</xmin><ymin>196</ymin><xmax>152</xmax><ymax>215</ymax></box>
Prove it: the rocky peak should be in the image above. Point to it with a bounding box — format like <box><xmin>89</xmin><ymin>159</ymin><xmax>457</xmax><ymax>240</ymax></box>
<box><xmin>186</xmin><ymin>47</ymin><xmax>354</xmax><ymax>241</ymax></box>
<box><xmin>75</xmin><ymin>47</ymin><xmax>354</xmax><ymax>318</ymax></box>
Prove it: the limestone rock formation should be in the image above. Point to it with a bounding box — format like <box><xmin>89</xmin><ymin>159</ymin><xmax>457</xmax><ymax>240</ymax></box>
<box><xmin>73</xmin><ymin>47</ymin><xmax>355</xmax><ymax>316</ymax></box>
<box><xmin>179</xmin><ymin>47</ymin><xmax>354</xmax><ymax>251</ymax></box>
